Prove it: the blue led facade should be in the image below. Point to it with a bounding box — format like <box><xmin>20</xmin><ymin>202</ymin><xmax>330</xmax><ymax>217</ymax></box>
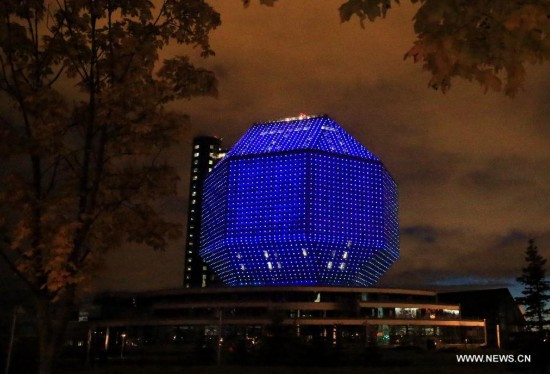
<box><xmin>200</xmin><ymin>115</ymin><xmax>398</xmax><ymax>286</ymax></box>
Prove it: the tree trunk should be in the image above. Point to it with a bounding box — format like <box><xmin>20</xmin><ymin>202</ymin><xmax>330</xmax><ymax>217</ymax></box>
<box><xmin>36</xmin><ymin>290</ymin><xmax>75</xmax><ymax>374</ymax></box>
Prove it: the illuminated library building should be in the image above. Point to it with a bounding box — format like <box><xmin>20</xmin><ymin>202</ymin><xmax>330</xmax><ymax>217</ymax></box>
<box><xmin>85</xmin><ymin>115</ymin><xmax>524</xmax><ymax>354</ymax></box>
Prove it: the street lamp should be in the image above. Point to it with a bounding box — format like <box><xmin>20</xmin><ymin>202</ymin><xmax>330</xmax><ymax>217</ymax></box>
<box><xmin>120</xmin><ymin>333</ymin><xmax>127</xmax><ymax>359</ymax></box>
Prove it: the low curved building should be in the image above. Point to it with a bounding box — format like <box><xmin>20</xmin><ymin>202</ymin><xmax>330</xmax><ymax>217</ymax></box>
<box><xmin>88</xmin><ymin>286</ymin><xmax>486</xmax><ymax>353</ymax></box>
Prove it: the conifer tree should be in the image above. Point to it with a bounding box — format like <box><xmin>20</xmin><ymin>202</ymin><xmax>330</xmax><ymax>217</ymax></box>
<box><xmin>516</xmin><ymin>239</ymin><xmax>550</xmax><ymax>336</ymax></box>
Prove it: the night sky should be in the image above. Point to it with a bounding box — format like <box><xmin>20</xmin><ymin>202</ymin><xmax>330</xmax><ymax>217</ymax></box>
<box><xmin>94</xmin><ymin>1</ymin><xmax>550</xmax><ymax>294</ymax></box>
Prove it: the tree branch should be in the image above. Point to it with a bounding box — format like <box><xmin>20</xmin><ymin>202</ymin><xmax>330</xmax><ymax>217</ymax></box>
<box><xmin>0</xmin><ymin>247</ymin><xmax>42</xmax><ymax>297</ymax></box>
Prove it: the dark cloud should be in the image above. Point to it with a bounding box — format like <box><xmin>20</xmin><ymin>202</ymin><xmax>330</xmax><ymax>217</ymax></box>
<box><xmin>391</xmin><ymin>146</ymin><xmax>464</xmax><ymax>186</ymax></box>
<box><xmin>380</xmin><ymin>226</ymin><xmax>550</xmax><ymax>289</ymax></box>
<box><xmin>401</xmin><ymin>225</ymin><xmax>438</xmax><ymax>244</ymax></box>
<box><xmin>496</xmin><ymin>230</ymin><xmax>529</xmax><ymax>248</ymax></box>
<box><xmin>461</xmin><ymin>157</ymin><xmax>537</xmax><ymax>193</ymax></box>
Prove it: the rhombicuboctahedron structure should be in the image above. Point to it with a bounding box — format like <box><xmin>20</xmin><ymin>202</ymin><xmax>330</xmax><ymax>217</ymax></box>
<box><xmin>200</xmin><ymin>114</ymin><xmax>398</xmax><ymax>286</ymax></box>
